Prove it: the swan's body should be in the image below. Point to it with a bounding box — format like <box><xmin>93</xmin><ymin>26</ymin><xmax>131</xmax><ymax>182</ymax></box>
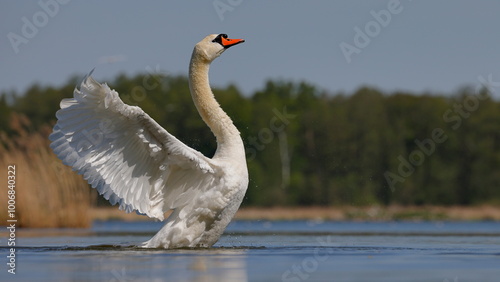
<box><xmin>49</xmin><ymin>34</ymin><xmax>248</xmax><ymax>248</ymax></box>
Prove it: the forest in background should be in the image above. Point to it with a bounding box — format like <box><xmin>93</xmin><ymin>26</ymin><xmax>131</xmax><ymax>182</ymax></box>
<box><xmin>1</xmin><ymin>73</ymin><xmax>500</xmax><ymax>209</ymax></box>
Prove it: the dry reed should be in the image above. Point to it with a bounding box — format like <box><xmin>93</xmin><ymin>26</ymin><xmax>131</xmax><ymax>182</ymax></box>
<box><xmin>0</xmin><ymin>114</ymin><xmax>93</xmax><ymax>228</ymax></box>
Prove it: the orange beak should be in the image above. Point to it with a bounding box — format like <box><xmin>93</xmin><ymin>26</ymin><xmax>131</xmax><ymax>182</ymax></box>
<box><xmin>221</xmin><ymin>37</ymin><xmax>245</xmax><ymax>48</ymax></box>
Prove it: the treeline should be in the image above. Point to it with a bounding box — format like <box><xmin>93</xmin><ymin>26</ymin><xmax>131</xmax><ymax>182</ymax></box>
<box><xmin>1</xmin><ymin>73</ymin><xmax>500</xmax><ymax>207</ymax></box>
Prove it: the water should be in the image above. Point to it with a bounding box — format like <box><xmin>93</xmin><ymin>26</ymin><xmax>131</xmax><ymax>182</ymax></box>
<box><xmin>1</xmin><ymin>220</ymin><xmax>500</xmax><ymax>281</ymax></box>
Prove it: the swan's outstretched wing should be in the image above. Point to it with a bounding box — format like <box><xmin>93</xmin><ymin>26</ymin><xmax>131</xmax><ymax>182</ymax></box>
<box><xmin>49</xmin><ymin>75</ymin><xmax>218</xmax><ymax>220</ymax></box>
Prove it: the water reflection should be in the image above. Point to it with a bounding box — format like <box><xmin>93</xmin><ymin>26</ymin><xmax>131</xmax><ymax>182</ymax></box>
<box><xmin>57</xmin><ymin>247</ymin><xmax>249</xmax><ymax>281</ymax></box>
<box><xmin>188</xmin><ymin>252</ymin><xmax>248</xmax><ymax>282</ymax></box>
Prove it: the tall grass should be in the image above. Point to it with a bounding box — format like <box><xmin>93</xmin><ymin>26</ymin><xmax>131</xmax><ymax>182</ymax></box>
<box><xmin>0</xmin><ymin>114</ymin><xmax>94</xmax><ymax>228</ymax></box>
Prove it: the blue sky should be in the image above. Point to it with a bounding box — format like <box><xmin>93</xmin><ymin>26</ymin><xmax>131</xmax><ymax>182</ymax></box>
<box><xmin>2</xmin><ymin>1</ymin><xmax>500</xmax><ymax>97</ymax></box>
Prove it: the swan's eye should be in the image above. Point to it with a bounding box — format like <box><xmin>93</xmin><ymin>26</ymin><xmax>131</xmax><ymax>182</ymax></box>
<box><xmin>212</xmin><ymin>34</ymin><xmax>244</xmax><ymax>49</ymax></box>
<box><xmin>212</xmin><ymin>34</ymin><xmax>228</xmax><ymax>45</ymax></box>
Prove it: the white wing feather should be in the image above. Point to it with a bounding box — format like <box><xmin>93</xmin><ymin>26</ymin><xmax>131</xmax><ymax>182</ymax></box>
<box><xmin>49</xmin><ymin>76</ymin><xmax>218</xmax><ymax>220</ymax></box>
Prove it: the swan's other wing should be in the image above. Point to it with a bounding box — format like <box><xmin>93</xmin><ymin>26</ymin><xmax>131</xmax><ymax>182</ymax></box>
<box><xmin>49</xmin><ymin>76</ymin><xmax>217</xmax><ymax>221</ymax></box>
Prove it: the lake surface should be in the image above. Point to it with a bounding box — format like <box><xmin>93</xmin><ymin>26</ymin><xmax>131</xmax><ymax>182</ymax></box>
<box><xmin>1</xmin><ymin>220</ymin><xmax>500</xmax><ymax>281</ymax></box>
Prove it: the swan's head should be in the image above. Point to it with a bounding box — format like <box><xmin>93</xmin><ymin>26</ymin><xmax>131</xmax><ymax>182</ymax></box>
<box><xmin>193</xmin><ymin>34</ymin><xmax>245</xmax><ymax>62</ymax></box>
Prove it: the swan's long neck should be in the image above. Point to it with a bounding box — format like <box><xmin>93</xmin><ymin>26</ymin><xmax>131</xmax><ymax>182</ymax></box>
<box><xmin>188</xmin><ymin>52</ymin><xmax>242</xmax><ymax>157</ymax></box>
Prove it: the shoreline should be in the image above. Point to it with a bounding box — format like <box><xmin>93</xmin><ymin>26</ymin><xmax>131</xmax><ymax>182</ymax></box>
<box><xmin>2</xmin><ymin>205</ymin><xmax>498</xmax><ymax>236</ymax></box>
<box><xmin>89</xmin><ymin>205</ymin><xmax>500</xmax><ymax>222</ymax></box>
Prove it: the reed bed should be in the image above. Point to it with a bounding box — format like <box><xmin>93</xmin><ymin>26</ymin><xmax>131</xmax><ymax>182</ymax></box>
<box><xmin>0</xmin><ymin>114</ymin><xmax>93</xmax><ymax>228</ymax></box>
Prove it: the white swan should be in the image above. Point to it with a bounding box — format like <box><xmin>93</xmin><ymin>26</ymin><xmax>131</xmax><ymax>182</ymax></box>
<box><xmin>49</xmin><ymin>34</ymin><xmax>248</xmax><ymax>248</ymax></box>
